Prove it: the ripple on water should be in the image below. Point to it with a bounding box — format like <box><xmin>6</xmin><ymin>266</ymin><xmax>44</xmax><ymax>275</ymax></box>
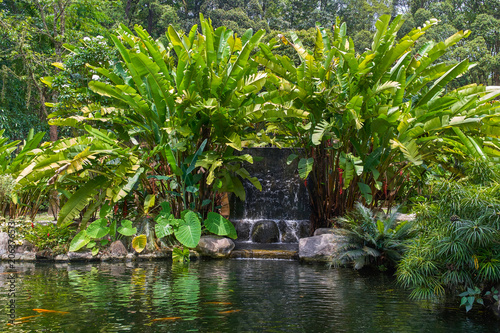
<box><xmin>0</xmin><ymin>260</ymin><xmax>498</xmax><ymax>332</ymax></box>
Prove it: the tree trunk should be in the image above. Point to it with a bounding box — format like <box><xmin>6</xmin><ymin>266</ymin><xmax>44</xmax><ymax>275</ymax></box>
<box><xmin>147</xmin><ymin>2</ymin><xmax>154</xmax><ymax>35</ymax></box>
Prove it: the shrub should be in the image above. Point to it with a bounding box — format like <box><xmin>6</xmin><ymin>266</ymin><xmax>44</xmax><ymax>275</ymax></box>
<box><xmin>333</xmin><ymin>203</ymin><xmax>416</xmax><ymax>270</ymax></box>
<box><xmin>397</xmin><ymin>161</ymin><xmax>500</xmax><ymax>306</ymax></box>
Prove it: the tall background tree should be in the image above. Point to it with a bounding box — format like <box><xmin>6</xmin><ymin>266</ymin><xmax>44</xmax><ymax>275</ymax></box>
<box><xmin>0</xmin><ymin>0</ymin><xmax>113</xmax><ymax>140</ymax></box>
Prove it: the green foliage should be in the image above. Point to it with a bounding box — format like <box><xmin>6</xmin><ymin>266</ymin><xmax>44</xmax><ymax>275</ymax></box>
<box><xmin>0</xmin><ymin>217</ymin><xmax>32</xmax><ymax>246</ymax></box>
<box><xmin>204</xmin><ymin>212</ymin><xmax>237</xmax><ymax>239</ymax></box>
<box><xmin>70</xmin><ymin>217</ymin><xmax>141</xmax><ymax>255</ymax></box>
<box><xmin>0</xmin><ymin>0</ymin><xmax>114</xmax><ymax>141</ymax></box>
<box><xmin>172</xmin><ymin>246</ymin><xmax>191</xmax><ymax>263</ymax></box>
<box><xmin>154</xmin><ymin>201</ymin><xmax>236</xmax><ymax>249</ymax></box>
<box><xmin>333</xmin><ymin>203</ymin><xmax>416</xmax><ymax>270</ymax></box>
<box><xmin>257</xmin><ymin>14</ymin><xmax>500</xmax><ymax>229</ymax></box>
<box><xmin>25</xmin><ymin>222</ymin><xmax>75</xmax><ymax>254</ymax></box>
<box><xmin>0</xmin><ymin>129</ymin><xmax>49</xmax><ymax>220</ymax></box>
<box><xmin>459</xmin><ymin>286</ymin><xmax>499</xmax><ymax>313</ymax></box>
<box><xmin>0</xmin><ymin>174</ymin><xmax>15</xmax><ymax>213</ymax></box>
<box><xmin>396</xmin><ymin>161</ymin><xmax>500</xmax><ymax>302</ymax></box>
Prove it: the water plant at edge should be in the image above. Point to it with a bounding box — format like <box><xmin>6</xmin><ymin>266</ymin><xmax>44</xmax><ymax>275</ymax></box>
<box><xmin>397</xmin><ymin>161</ymin><xmax>500</xmax><ymax>307</ymax></box>
<box><xmin>332</xmin><ymin>202</ymin><xmax>416</xmax><ymax>270</ymax></box>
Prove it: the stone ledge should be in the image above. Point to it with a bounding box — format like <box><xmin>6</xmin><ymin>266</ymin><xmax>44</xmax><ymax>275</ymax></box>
<box><xmin>230</xmin><ymin>249</ymin><xmax>298</xmax><ymax>260</ymax></box>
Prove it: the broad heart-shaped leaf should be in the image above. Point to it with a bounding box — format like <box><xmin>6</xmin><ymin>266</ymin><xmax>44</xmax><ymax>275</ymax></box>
<box><xmin>175</xmin><ymin>211</ymin><xmax>202</xmax><ymax>248</ymax></box>
<box><xmin>298</xmin><ymin>158</ymin><xmax>314</xmax><ymax>180</ymax></box>
<box><xmin>132</xmin><ymin>235</ymin><xmax>147</xmax><ymax>253</ymax></box>
<box><xmin>204</xmin><ymin>212</ymin><xmax>237</xmax><ymax>239</ymax></box>
<box><xmin>117</xmin><ymin>219</ymin><xmax>137</xmax><ymax>236</ymax></box>
<box><xmin>86</xmin><ymin>218</ymin><xmax>110</xmax><ymax>239</ymax></box>
<box><xmin>159</xmin><ymin>201</ymin><xmax>171</xmax><ymax>217</ymax></box>
<box><xmin>155</xmin><ymin>220</ymin><xmax>174</xmax><ymax>239</ymax></box>
<box><xmin>286</xmin><ymin>154</ymin><xmax>298</xmax><ymax>165</ymax></box>
<box><xmin>69</xmin><ymin>230</ymin><xmax>90</xmax><ymax>252</ymax></box>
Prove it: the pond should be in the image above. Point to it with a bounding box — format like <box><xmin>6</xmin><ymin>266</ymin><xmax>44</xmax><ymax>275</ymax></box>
<box><xmin>0</xmin><ymin>259</ymin><xmax>497</xmax><ymax>332</ymax></box>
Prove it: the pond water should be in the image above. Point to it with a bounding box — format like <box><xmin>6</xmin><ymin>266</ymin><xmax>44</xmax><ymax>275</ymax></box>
<box><xmin>0</xmin><ymin>259</ymin><xmax>497</xmax><ymax>332</ymax></box>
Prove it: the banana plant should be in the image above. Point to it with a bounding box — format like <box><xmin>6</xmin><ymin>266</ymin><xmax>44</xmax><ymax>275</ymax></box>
<box><xmin>0</xmin><ymin>129</ymin><xmax>50</xmax><ymax>219</ymax></box>
<box><xmin>47</xmin><ymin>14</ymin><xmax>267</xmax><ymax>210</ymax></box>
<box><xmin>28</xmin><ymin>14</ymin><xmax>275</xmax><ymax>251</ymax></box>
<box><xmin>15</xmin><ymin>126</ymin><xmax>142</xmax><ymax>228</ymax></box>
<box><xmin>256</xmin><ymin>15</ymin><xmax>500</xmax><ymax>229</ymax></box>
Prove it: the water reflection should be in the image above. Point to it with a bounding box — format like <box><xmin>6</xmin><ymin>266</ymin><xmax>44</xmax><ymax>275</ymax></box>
<box><xmin>0</xmin><ymin>260</ymin><xmax>497</xmax><ymax>332</ymax></box>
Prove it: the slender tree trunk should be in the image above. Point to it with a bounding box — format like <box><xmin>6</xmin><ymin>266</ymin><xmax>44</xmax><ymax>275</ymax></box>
<box><xmin>147</xmin><ymin>3</ymin><xmax>154</xmax><ymax>35</ymax></box>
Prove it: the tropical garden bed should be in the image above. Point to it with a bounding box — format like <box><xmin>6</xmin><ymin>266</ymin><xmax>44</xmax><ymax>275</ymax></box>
<box><xmin>1</xmin><ymin>13</ymin><xmax>500</xmax><ymax>318</ymax></box>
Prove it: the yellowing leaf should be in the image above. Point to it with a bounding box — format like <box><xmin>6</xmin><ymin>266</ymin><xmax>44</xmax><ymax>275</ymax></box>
<box><xmin>132</xmin><ymin>235</ymin><xmax>147</xmax><ymax>253</ymax></box>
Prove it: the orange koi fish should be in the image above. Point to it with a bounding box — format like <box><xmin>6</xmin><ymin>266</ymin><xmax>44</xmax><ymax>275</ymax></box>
<box><xmin>14</xmin><ymin>315</ymin><xmax>41</xmax><ymax>320</ymax></box>
<box><xmin>151</xmin><ymin>317</ymin><xmax>182</xmax><ymax>322</ymax></box>
<box><xmin>33</xmin><ymin>309</ymin><xmax>69</xmax><ymax>314</ymax></box>
<box><xmin>218</xmin><ymin>309</ymin><xmax>241</xmax><ymax>314</ymax></box>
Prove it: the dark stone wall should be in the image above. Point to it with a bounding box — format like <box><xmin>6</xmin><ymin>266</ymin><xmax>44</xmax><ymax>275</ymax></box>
<box><xmin>229</xmin><ymin>148</ymin><xmax>310</xmax><ymax>221</ymax></box>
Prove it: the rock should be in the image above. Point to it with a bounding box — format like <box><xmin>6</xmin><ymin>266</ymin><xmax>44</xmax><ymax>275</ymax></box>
<box><xmin>196</xmin><ymin>235</ymin><xmax>235</xmax><ymax>258</ymax></box>
<box><xmin>394</xmin><ymin>213</ymin><xmax>416</xmax><ymax>222</ymax></box>
<box><xmin>18</xmin><ymin>253</ymin><xmax>36</xmax><ymax>261</ymax></box>
<box><xmin>67</xmin><ymin>251</ymin><xmax>97</xmax><ymax>261</ymax></box>
<box><xmin>16</xmin><ymin>240</ymin><xmax>34</xmax><ymax>253</ymax></box>
<box><xmin>298</xmin><ymin>221</ymin><xmax>311</xmax><ymax>238</ymax></box>
<box><xmin>278</xmin><ymin>221</ymin><xmax>297</xmax><ymax>243</ymax></box>
<box><xmin>314</xmin><ymin>228</ymin><xmax>336</xmax><ymax>236</ymax></box>
<box><xmin>299</xmin><ymin>231</ymin><xmax>349</xmax><ymax>262</ymax></box>
<box><xmin>35</xmin><ymin>249</ymin><xmax>54</xmax><ymax>260</ymax></box>
<box><xmin>230</xmin><ymin>249</ymin><xmax>298</xmax><ymax>260</ymax></box>
<box><xmin>233</xmin><ymin>220</ymin><xmax>252</xmax><ymax>241</ymax></box>
<box><xmin>108</xmin><ymin>240</ymin><xmax>128</xmax><ymax>257</ymax></box>
<box><xmin>0</xmin><ymin>232</ymin><xmax>9</xmax><ymax>255</ymax></box>
<box><xmin>278</xmin><ymin>220</ymin><xmax>311</xmax><ymax>242</ymax></box>
<box><xmin>251</xmin><ymin>220</ymin><xmax>280</xmax><ymax>243</ymax></box>
<box><xmin>54</xmin><ymin>254</ymin><xmax>68</xmax><ymax>262</ymax></box>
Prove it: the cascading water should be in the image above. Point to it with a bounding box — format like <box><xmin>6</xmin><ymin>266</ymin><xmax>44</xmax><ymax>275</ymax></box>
<box><xmin>229</xmin><ymin>148</ymin><xmax>311</xmax><ymax>243</ymax></box>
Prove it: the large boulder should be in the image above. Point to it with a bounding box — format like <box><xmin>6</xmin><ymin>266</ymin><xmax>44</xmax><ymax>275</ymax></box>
<box><xmin>234</xmin><ymin>220</ymin><xmax>252</xmax><ymax>241</ymax></box>
<box><xmin>0</xmin><ymin>232</ymin><xmax>9</xmax><ymax>255</ymax></box>
<box><xmin>196</xmin><ymin>235</ymin><xmax>235</xmax><ymax>258</ymax></box>
<box><xmin>251</xmin><ymin>220</ymin><xmax>280</xmax><ymax>243</ymax></box>
<box><xmin>299</xmin><ymin>230</ymin><xmax>349</xmax><ymax>262</ymax></box>
<box><xmin>108</xmin><ymin>240</ymin><xmax>128</xmax><ymax>257</ymax></box>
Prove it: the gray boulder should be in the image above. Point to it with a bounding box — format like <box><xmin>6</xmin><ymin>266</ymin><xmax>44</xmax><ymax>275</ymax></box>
<box><xmin>54</xmin><ymin>254</ymin><xmax>68</xmax><ymax>262</ymax></box>
<box><xmin>16</xmin><ymin>240</ymin><xmax>34</xmax><ymax>253</ymax></box>
<box><xmin>251</xmin><ymin>220</ymin><xmax>280</xmax><ymax>243</ymax></box>
<box><xmin>196</xmin><ymin>235</ymin><xmax>235</xmax><ymax>258</ymax></box>
<box><xmin>108</xmin><ymin>240</ymin><xmax>128</xmax><ymax>257</ymax></box>
<box><xmin>313</xmin><ymin>228</ymin><xmax>336</xmax><ymax>236</ymax></box>
<box><xmin>67</xmin><ymin>251</ymin><xmax>97</xmax><ymax>261</ymax></box>
<box><xmin>234</xmin><ymin>220</ymin><xmax>252</xmax><ymax>241</ymax></box>
<box><xmin>0</xmin><ymin>232</ymin><xmax>9</xmax><ymax>255</ymax></box>
<box><xmin>299</xmin><ymin>230</ymin><xmax>349</xmax><ymax>262</ymax></box>
<box><xmin>278</xmin><ymin>220</ymin><xmax>298</xmax><ymax>243</ymax></box>
<box><xmin>35</xmin><ymin>249</ymin><xmax>54</xmax><ymax>260</ymax></box>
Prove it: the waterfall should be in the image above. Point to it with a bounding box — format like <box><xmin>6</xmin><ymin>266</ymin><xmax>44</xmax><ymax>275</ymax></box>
<box><xmin>229</xmin><ymin>148</ymin><xmax>311</xmax><ymax>243</ymax></box>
